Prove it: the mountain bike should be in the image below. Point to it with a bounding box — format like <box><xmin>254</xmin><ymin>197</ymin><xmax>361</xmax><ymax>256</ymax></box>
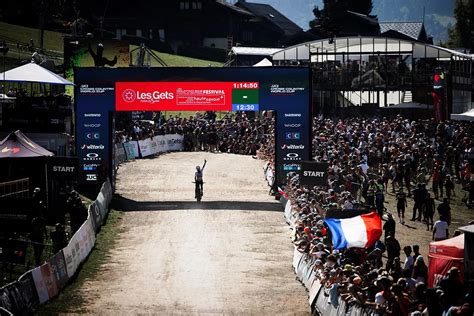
<box><xmin>192</xmin><ymin>181</ymin><xmax>204</xmax><ymax>202</ymax></box>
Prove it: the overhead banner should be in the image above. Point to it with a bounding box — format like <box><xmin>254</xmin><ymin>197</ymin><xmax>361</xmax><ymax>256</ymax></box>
<box><xmin>116</xmin><ymin>81</ymin><xmax>259</xmax><ymax>111</ymax></box>
<box><xmin>76</xmin><ymin>67</ymin><xmax>310</xmax><ymax>185</ymax></box>
<box><xmin>47</xmin><ymin>157</ymin><xmax>79</xmax><ymax>181</ymax></box>
<box><xmin>300</xmin><ymin>161</ymin><xmax>328</xmax><ymax>187</ymax></box>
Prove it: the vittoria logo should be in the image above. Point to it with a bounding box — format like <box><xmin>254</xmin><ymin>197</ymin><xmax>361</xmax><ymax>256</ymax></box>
<box><xmin>122</xmin><ymin>89</ymin><xmax>136</xmax><ymax>103</ymax></box>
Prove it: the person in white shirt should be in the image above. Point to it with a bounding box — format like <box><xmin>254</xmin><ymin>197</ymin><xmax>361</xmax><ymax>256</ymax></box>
<box><xmin>432</xmin><ymin>215</ymin><xmax>449</xmax><ymax>241</ymax></box>
<box><xmin>402</xmin><ymin>245</ymin><xmax>414</xmax><ymax>272</ymax></box>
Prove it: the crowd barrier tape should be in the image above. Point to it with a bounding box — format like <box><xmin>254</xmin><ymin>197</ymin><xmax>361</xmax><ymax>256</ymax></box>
<box><xmin>0</xmin><ymin>179</ymin><xmax>113</xmax><ymax>314</ymax></box>
<box><xmin>284</xmin><ymin>197</ymin><xmax>377</xmax><ymax>315</ymax></box>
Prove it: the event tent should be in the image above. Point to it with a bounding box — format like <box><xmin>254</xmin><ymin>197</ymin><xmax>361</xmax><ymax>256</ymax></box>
<box><xmin>0</xmin><ymin>62</ymin><xmax>74</xmax><ymax>85</ymax></box>
<box><xmin>450</xmin><ymin>109</ymin><xmax>474</xmax><ymax>122</ymax></box>
<box><xmin>0</xmin><ymin>130</ymin><xmax>54</xmax><ymax>158</ymax></box>
<box><xmin>428</xmin><ymin>234</ymin><xmax>464</xmax><ymax>287</ymax></box>
<box><xmin>253</xmin><ymin>58</ymin><xmax>273</xmax><ymax>67</ymax></box>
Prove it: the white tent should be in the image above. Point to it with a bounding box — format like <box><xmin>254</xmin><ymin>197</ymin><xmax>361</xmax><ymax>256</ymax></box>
<box><xmin>0</xmin><ymin>62</ymin><xmax>74</xmax><ymax>85</ymax></box>
<box><xmin>450</xmin><ymin>109</ymin><xmax>474</xmax><ymax>121</ymax></box>
<box><xmin>253</xmin><ymin>58</ymin><xmax>273</xmax><ymax>67</ymax></box>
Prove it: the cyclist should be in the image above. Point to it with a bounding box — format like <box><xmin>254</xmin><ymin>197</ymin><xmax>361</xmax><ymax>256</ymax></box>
<box><xmin>195</xmin><ymin>159</ymin><xmax>207</xmax><ymax>198</ymax></box>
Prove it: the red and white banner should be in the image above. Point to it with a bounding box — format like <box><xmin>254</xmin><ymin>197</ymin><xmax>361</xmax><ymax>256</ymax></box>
<box><xmin>116</xmin><ymin>82</ymin><xmax>234</xmax><ymax>111</ymax></box>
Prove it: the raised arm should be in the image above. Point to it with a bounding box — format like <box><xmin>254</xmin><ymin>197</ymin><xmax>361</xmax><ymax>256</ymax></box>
<box><xmin>201</xmin><ymin>159</ymin><xmax>207</xmax><ymax>172</ymax></box>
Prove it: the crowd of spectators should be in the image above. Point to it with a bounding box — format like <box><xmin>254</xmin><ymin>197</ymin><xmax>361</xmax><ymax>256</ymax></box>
<box><xmin>115</xmin><ymin>111</ymin><xmax>275</xmax><ymax>156</ymax></box>
<box><xmin>278</xmin><ymin>116</ymin><xmax>473</xmax><ymax>315</ymax></box>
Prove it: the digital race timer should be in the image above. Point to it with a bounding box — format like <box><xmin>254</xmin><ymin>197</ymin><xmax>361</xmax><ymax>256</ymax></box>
<box><xmin>231</xmin><ymin>82</ymin><xmax>259</xmax><ymax>111</ymax></box>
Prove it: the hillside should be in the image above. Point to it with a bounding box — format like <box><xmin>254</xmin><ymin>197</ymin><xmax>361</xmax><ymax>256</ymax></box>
<box><xmin>0</xmin><ymin>22</ymin><xmax>222</xmax><ymax>71</ymax></box>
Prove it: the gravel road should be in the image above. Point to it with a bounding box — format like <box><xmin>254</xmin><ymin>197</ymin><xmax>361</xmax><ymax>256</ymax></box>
<box><xmin>77</xmin><ymin>152</ymin><xmax>309</xmax><ymax>315</ymax></box>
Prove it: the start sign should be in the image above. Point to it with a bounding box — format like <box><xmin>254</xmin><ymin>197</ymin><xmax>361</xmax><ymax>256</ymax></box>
<box><xmin>300</xmin><ymin>161</ymin><xmax>328</xmax><ymax>187</ymax></box>
<box><xmin>47</xmin><ymin>157</ymin><xmax>79</xmax><ymax>181</ymax></box>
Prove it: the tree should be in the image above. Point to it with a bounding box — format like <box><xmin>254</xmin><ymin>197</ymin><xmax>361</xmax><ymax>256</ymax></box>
<box><xmin>447</xmin><ymin>0</ymin><xmax>473</xmax><ymax>50</ymax></box>
<box><xmin>309</xmin><ymin>0</ymin><xmax>374</xmax><ymax>33</ymax></box>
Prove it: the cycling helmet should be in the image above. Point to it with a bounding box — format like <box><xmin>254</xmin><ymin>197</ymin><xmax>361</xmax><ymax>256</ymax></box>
<box><xmin>196</xmin><ymin>166</ymin><xmax>201</xmax><ymax>171</ymax></box>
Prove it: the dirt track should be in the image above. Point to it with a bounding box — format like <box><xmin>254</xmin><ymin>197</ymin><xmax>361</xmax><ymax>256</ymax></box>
<box><xmin>77</xmin><ymin>152</ymin><xmax>309</xmax><ymax>315</ymax></box>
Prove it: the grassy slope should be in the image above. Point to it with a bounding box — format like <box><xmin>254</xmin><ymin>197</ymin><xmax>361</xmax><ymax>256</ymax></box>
<box><xmin>37</xmin><ymin>209</ymin><xmax>124</xmax><ymax>313</ymax></box>
<box><xmin>0</xmin><ymin>21</ymin><xmax>65</xmax><ymax>52</ymax></box>
<box><xmin>0</xmin><ymin>22</ymin><xmax>222</xmax><ymax>68</ymax></box>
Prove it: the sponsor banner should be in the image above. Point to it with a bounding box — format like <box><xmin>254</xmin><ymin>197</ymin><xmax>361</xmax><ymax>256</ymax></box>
<box><xmin>115</xmin><ymin>143</ymin><xmax>127</xmax><ymax>165</ymax></box>
<box><xmin>165</xmin><ymin>134</ymin><xmax>184</xmax><ymax>152</ymax></box>
<box><xmin>62</xmin><ymin>231</ymin><xmax>81</xmax><ymax>278</ymax></box>
<box><xmin>123</xmin><ymin>142</ymin><xmax>136</xmax><ymax>160</ymax></box>
<box><xmin>103</xmin><ymin>179</ymin><xmax>113</xmax><ymax>206</ymax></box>
<box><xmin>77</xmin><ymin>217</ymin><xmax>96</xmax><ymax>262</ymax></box>
<box><xmin>47</xmin><ymin>251</ymin><xmax>69</xmax><ymax>291</ymax></box>
<box><xmin>89</xmin><ymin>202</ymin><xmax>102</xmax><ymax>231</ymax></box>
<box><xmin>18</xmin><ymin>271</ymin><xmax>39</xmax><ymax>310</ymax></box>
<box><xmin>31</xmin><ymin>263</ymin><xmax>58</xmax><ymax>304</ymax></box>
<box><xmin>131</xmin><ymin>141</ymin><xmax>140</xmax><ymax>158</ymax></box>
<box><xmin>300</xmin><ymin>162</ymin><xmax>329</xmax><ymax>187</ymax></box>
<box><xmin>149</xmin><ymin>137</ymin><xmax>159</xmax><ymax>154</ymax></box>
<box><xmin>47</xmin><ymin>157</ymin><xmax>79</xmax><ymax>181</ymax></box>
<box><xmin>155</xmin><ymin>135</ymin><xmax>167</xmax><ymax>153</ymax></box>
<box><xmin>96</xmin><ymin>192</ymin><xmax>107</xmax><ymax>221</ymax></box>
<box><xmin>138</xmin><ymin>139</ymin><xmax>153</xmax><ymax>157</ymax></box>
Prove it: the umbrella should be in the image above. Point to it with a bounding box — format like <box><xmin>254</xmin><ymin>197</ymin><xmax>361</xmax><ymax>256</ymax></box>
<box><xmin>0</xmin><ymin>62</ymin><xmax>74</xmax><ymax>85</ymax></box>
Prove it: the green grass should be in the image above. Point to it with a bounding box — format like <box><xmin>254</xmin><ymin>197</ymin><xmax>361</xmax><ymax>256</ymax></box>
<box><xmin>0</xmin><ymin>22</ymin><xmax>222</xmax><ymax>71</ymax></box>
<box><xmin>130</xmin><ymin>45</ymin><xmax>223</xmax><ymax>67</ymax></box>
<box><xmin>36</xmin><ymin>209</ymin><xmax>124</xmax><ymax>314</ymax></box>
<box><xmin>0</xmin><ymin>22</ymin><xmax>65</xmax><ymax>52</ymax></box>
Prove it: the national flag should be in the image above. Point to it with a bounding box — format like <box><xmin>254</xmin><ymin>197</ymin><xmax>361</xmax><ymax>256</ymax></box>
<box><xmin>324</xmin><ymin>212</ymin><xmax>382</xmax><ymax>249</ymax></box>
<box><xmin>277</xmin><ymin>187</ymin><xmax>288</xmax><ymax>199</ymax></box>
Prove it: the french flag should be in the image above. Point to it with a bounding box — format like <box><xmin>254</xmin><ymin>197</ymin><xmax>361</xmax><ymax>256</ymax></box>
<box><xmin>324</xmin><ymin>212</ymin><xmax>382</xmax><ymax>249</ymax></box>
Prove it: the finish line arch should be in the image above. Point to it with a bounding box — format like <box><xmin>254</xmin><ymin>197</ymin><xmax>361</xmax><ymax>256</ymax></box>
<box><xmin>74</xmin><ymin>67</ymin><xmax>311</xmax><ymax>188</ymax></box>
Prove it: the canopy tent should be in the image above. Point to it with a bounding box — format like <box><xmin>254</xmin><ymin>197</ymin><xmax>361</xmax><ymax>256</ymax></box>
<box><xmin>253</xmin><ymin>58</ymin><xmax>273</xmax><ymax>67</ymax></box>
<box><xmin>428</xmin><ymin>234</ymin><xmax>464</xmax><ymax>287</ymax></box>
<box><xmin>0</xmin><ymin>130</ymin><xmax>54</xmax><ymax>158</ymax></box>
<box><xmin>450</xmin><ymin>109</ymin><xmax>474</xmax><ymax>122</ymax></box>
<box><xmin>0</xmin><ymin>62</ymin><xmax>74</xmax><ymax>85</ymax></box>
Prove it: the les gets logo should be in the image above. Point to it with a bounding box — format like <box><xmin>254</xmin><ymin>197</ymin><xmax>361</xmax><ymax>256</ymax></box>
<box><xmin>122</xmin><ymin>88</ymin><xmax>174</xmax><ymax>104</ymax></box>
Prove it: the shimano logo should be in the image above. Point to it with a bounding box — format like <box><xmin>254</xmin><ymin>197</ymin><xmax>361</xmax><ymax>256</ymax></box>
<box><xmin>284</xmin><ymin>113</ymin><xmax>301</xmax><ymax>117</ymax></box>
<box><xmin>281</xmin><ymin>144</ymin><xmax>305</xmax><ymax>150</ymax></box>
<box><xmin>84</xmin><ymin>113</ymin><xmax>101</xmax><ymax>118</ymax></box>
